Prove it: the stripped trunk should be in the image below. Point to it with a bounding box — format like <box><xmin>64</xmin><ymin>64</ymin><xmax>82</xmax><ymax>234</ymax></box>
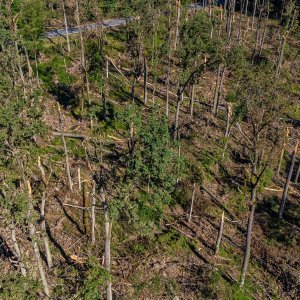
<box><xmin>188</xmin><ymin>183</ymin><xmax>196</xmax><ymax>222</ymax></box>
<box><xmin>165</xmin><ymin>8</ymin><xmax>172</xmax><ymax>117</ymax></box>
<box><xmin>278</xmin><ymin>141</ymin><xmax>298</xmax><ymax>219</ymax></box>
<box><xmin>277</xmin><ymin>127</ymin><xmax>289</xmax><ymax>176</ymax></box>
<box><xmin>252</xmin><ymin>0</ymin><xmax>258</xmax><ymax>30</ymax></box>
<box><xmin>58</xmin><ymin>104</ymin><xmax>73</xmax><ymax>191</ymax></box>
<box><xmin>27</xmin><ymin>181</ymin><xmax>50</xmax><ymax>297</ymax></box>
<box><xmin>190</xmin><ymin>83</ymin><xmax>195</xmax><ymax>116</ymax></box>
<box><xmin>10</xmin><ymin>221</ymin><xmax>27</xmax><ymax>276</ymax></box>
<box><xmin>258</xmin><ymin>25</ymin><xmax>267</xmax><ymax>56</ymax></box>
<box><xmin>240</xmin><ymin>184</ymin><xmax>257</xmax><ymax>286</ymax></box>
<box><xmin>41</xmin><ymin>192</ymin><xmax>53</xmax><ymax>270</ymax></box>
<box><xmin>174</xmin><ymin>90</ymin><xmax>183</xmax><ymax>141</ymax></box>
<box><xmin>102</xmin><ymin>189</ymin><xmax>112</xmax><ymax>300</ymax></box>
<box><xmin>294</xmin><ymin>162</ymin><xmax>300</xmax><ymax>183</ymax></box>
<box><xmin>215</xmin><ymin>211</ymin><xmax>225</xmax><ymax>255</ymax></box>
<box><xmin>91</xmin><ymin>181</ymin><xmax>96</xmax><ymax>244</ymax></box>
<box><xmin>83</xmin><ymin>181</ymin><xmax>90</xmax><ymax>235</ymax></box>
<box><xmin>143</xmin><ymin>55</ymin><xmax>148</xmax><ymax>104</ymax></box>
<box><xmin>174</xmin><ymin>0</ymin><xmax>181</xmax><ymax>50</ymax></box>
<box><xmin>212</xmin><ymin>64</ymin><xmax>221</xmax><ymax>115</ymax></box>
<box><xmin>61</xmin><ymin>0</ymin><xmax>70</xmax><ymax>53</ymax></box>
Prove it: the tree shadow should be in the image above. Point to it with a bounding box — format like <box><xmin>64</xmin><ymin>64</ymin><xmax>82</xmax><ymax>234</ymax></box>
<box><xmin>256</xmin><ymin>197</ymin><xmax>299</xmax><ymax>246</ymax></box>
<box><xmin>51</xmin><ymin>83</ymin><xmax>79</xmax><ymax>110</ymax></box>
<box><xmin>54</xmin><ymin>195</ymin><xmax>85</xmax><ymax>235</ymax></box>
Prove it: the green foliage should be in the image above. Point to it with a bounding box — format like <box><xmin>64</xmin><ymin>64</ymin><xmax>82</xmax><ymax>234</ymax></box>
<box><xmin>17</xmin><ymin>0</ymin><xmax>46</xmax><ymax>52</ymax></box>
<box><xmin>0</xmin><ymin>273</ymin><xmax>40</xmax><ymax>300</ymax></box>
<box><xmin>157</xmin><ymin>230</ymin><xmax>189</xmax><ymax>255</ymax></box>
<box><xmin>207</xmin><ymin>271</ymin><xmax>252</xmax><ymax>300</ymax></box>
<box><xmin>79</xmin><ymin>257</ymin><xmax>109</xmax><ymax>300</ymax></box>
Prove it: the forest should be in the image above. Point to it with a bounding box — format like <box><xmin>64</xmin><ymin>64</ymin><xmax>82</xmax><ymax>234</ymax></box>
<box><xmin>0</xmin><ymin>0</ymin><xmax>299</xmax><ymax>299</ymax></box>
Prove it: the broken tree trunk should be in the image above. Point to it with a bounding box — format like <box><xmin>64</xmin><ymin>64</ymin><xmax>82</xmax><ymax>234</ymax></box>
<box><xmin>91</xmin><ymin>181</ymin><xmax>96</xmax><ymax>244</ymax></box>
<box><xmin>188</xmin><ymin>183</ymin><xmax>196</xmax><ymax>222</ymax></box>
<box><xmin>41</xmin><ymin>192</ymin><xmax>53</xmax><ymax>270</ymax></box>
<box><xmin>240</xmin><ymin>184</ymin><xmax>257</xmax><ymax>287</ymax></box>
<box><xmin>215</xmin><ymin>211</ymin><xmax>225</xmax><ymax>255</ymax></box>
<box><xmin>10</xmin><ymin>221</ymin><xmax>27</xmax><ymax>276</ymax></box>
<box><xmin>27</xmin><ymin>181</ymin><xmax>50</xmax><ymax>298</ymax></box>
<box><xmin>58</xmin><ymin>104</ymin><xmax>73</xmax><ymax>191</ymax></box>
<box><xmin>101</xmin><ymin>188</ymin><xmax>112</xmax><ymax>300</ymax></box>
<box><xmin>278</xmin><ymin>141</ymin><xmax>299</xmax><ymax>219</ymax></box>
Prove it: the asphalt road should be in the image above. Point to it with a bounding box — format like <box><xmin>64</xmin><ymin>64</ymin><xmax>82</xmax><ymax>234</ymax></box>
<box><xmin>45</xmin><ymin>3</ymin><xmax>206</xmax><ymax>38</ymax></box>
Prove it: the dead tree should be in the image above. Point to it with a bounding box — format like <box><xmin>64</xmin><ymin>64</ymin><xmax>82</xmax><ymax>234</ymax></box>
<box><xmin>101</xmin><ymin>188</ymin><xmax>112</xmax><ymax>300</ymax></box>
<box><xmin>278</xmin><ymin>141</ymin><xmax>298</xmax><ymax>219</ymax></box>
<box><xmin>61</xmin><ymin>0</ymin><xmax>70</xmax><ymax>53</ymax></box>
<box><xmin>58</xmin><ymin>104</ymin><xmax>73</xmax><ymax>191</ymax></box>
<box><xmin>27</xmin><ymin>181</ymin><xmax>50</xmax><ymax>297</ymax></box>
<box><xmin>215</xmin><ymin>211</ymin><xmax>225</xmax><ymax>255</ymax></box>
<box><xmin>188</xmin><ymin>183</ymin><xmax>196</xmax><ymax>222</ymax></box>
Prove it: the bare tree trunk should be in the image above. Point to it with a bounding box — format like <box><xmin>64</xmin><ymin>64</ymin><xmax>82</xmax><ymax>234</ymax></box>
<box><xmin>91</xmin><ymin>181</ymin><xmax>96</xmax><ymax>244</ymax></box>
<box><xmin>58</xmin><ymin>104</ymin><xmax>73</xmax><ymax>191</ymax></box>
<box><xmin>10</xmin><ymin>221</ymin><xmax>27</xmax><ymax>276</ymax></box>
<box><xmin>278</xmin><ymin>141</ymin><xmax>298</xmax><ymax>219</ymax></box>
<box><xmin>276</xmin><ymin>35</ymin><xmax>287</xmax><ymax>76</ymax></box>
<box><xmin>143</xmin><ymin>55</ymin><xmax>148</xmax><ymax>104</ymax></box>
<box><xmin>294</xmin><ymin>162</ymin><xmax>300</xmax><ymax>183</ymax></box>
<box><xmin>251</xmin><ymin>0</ymin><xmax>258</xmax><ymax>30</ymax></box>
<box><xmin>82</xmin><ymin>181</ymin><xmax>90</xmax><ymax>235</ymax></box>
<box><xmin>240</xmin><ymin>185</ymin><xmax>257</xmax><ymax>286</ymax></box>
<box><xmin>190</xmin><ymin>83</ymin><xmax>195</xmax><ymax>116</ymax></box>
<box><xmin>188</xmin><ymin>183</ymin><xmax>196</xmax><ymax>222</ymax></box>
<box><xmin>78</xmin><ymin>167</ymin><xmax>82</xmax><ymax>191</ymax></box>
<box><xmin>215</xmin><ymin>211</ymin><xmax>225</xmax><ymax>255</ymax></box>
<box><xmin>212</xmin><ymin>64</ymin><xmax>221</xmax><ymax>115</ymax></box>
<box><xmin>40</xmin><ymin>192</ymin><xmax>53</xmax><ymax>270</ymax></box>
<box><xmin>27</xmin><ymin>181</ymin><xmax>50</xmax><ymax>298</ymax></box>
<box><xmin>277</xmin><ymin>127</ymin><xmax>289</xmax><ymax>176</ymax></box>
<box><xmin>61</xmin><ymin>0</ymin><xmax>70</xmax><ymax>53</ymax></box>
<box><xmin>75</xmin><ymin>0</ymin><xmax>91</xmax><ymax>123</ymax></box>
<box><xmin>15</xmin><ymin>41</ymin><xmax>27</xmax><ymax>96</ymax></box>
<box><xmin>101</xmin><ymin>189</ymin><xmax>112</xmax><ymax>300</ymax></box>
<box><xmin>174</xmin><ymin>0</ymin><xmax>181</xmax><ymax>50</ymax></box>
<box><xmin>258</xmin><ymin>24</ymin><xmax>267</xmax><ymax>56</ymax></box>
<box><xmin>216</xmin><ymin>66</ymin><xmax>225</xmax><ymax>115</ymax></box>
<box><xmin>174</xmin><ymin>90</ymin><xmax>183</xmax><ymax>141</ymax></box>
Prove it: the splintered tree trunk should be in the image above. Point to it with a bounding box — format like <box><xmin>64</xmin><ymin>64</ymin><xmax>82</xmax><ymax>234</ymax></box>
<box><xmin>41</xmin><ymin>192</ymin><xmax>53</xmax><ymax>270</ymax></box>
<box><xmin>82</xmin><ymin>181</ymin><xmax>90</xmax><ymax>235</ymax></box>
<box><xmin>216</xmin><ymin>67</ymin><xmax>225</xmax><ymax>115</ymax></box>
<box><xmin>251</xmin><ymin>0</ymin><xmax>258</xmax><ymax>30</ymax></box>
<box><xmin>143</xmin><ymin>55</ymin><xmax>148</xmax><ymax>104</ymax></box>
<box><xmin>174</xmin><ymin>91</ymin><xmax>183</xmax><ymax>141</ymax></box>
<box><xmin>91</xmin><ymin>181</ymin><xmax>96</xmax><ymax>244</ymax></box>
<box><xmin>278</xmin><ymin>141</ymin><xmax>299</xmax><ymax>219</ymax></box>
<box><xmin>240</xmin><ymin>185</ymin><xmax>257</xmax><ymax>287</ymax></box>
<box><xmin>75</xmin><ymin>0</ymin><xmax>91</xmax><ymax>119</ymax></box>
<box><xmin>258</xmin><ymin>25</ymin><xmax>267</xmax><ymax>56</ymax></box>
<box><xmin>27</xmin><ymin>181</ymin><xmax>50</xmax><ymax>298</ymax></box>
<box><xmin>188</xmin><ymin>183</ymin><xmax>196</xmax><ymax>222</ymax></box>
<box><xmin>101</xmin><ymin>189</ymin><xmax>112</xmax><ymax>300</ymax></box>
<box><xmin>295</xmin><ymin>162</ymin><xmax>300</xmax><ymax>183</ymax></box>
<box><xmin>215</xmin><ymin>211</ymin><xmax>225</xmax><ymax>255</ymax></box>
<box><xmin>212</xmin><ymin>64</ymin><xmax>221</xmax><ymax>115</ymax></box>
<box><xmin>174</xmin><ymin>0</ymin><xmax>181</xmax><ymax>50</ymax></box>
<box><xmin>165</xmin><ymin>19</ymin><xmax>171</xmax><ymax>117</ymax></box>
<box><xmin>276</xmin><ymin>35</ymin><xmax>287</xmax><ymax>76</ymax></box>
<box><xmin>58</xmin><ymin>104</ymin><xmax>73</xmax><ymax>191</ymax></box>
<box><xmin>61</xmin><ymin>0</ymin><xmax>70</xmax><ymax>53</ymax></box>
<box><xmin>10</xmin><ymin>221</ymin><xmax>27</xmax><ymax>276</ymax></box>
<box><xmin>190</xmin><ymin>83</ymin><xmax>195</xmax><ymax>116</ymax></box>
<box><xmin>277</xmin><ymin>127</ymin><xmax>289</xmax><ymax>176</ymax></box>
